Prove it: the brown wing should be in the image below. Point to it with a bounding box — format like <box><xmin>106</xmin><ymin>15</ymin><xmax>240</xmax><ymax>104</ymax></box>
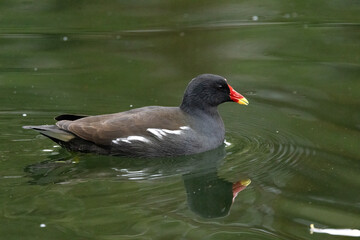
<box><xmin>56</xmin><ymin>106</ymin><xmax>187</xmax><ymax>145</ymax></box>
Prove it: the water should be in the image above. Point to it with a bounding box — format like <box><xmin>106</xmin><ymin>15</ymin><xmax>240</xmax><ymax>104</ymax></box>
<box><xmin>1</xmin><ymin>1</ymin><xmax>360</xmax><ymax>239</ymax></box>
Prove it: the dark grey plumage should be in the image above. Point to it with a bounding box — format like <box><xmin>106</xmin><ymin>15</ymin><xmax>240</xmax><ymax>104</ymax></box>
<box><xmin>24</xmin><ymin>74</ymin><xmax>248</xmax><ymax>157</ymax></box>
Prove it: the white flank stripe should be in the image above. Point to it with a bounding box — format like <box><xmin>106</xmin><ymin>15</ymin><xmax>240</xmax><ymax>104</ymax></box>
<box><xmin>127</xmin><ymin>136</ymin><xmax>150</xmax><ymax>143</ymax></box>
<box><xmin>146</xmin><ymin>128</ymin><xmax>167</xmax><ymax>139</ymax></box>
<box><xmin>112</xmin><ymin>136</ymin><xmax>151</xmax><ymax>144</ymax></box>
<box><xmin>114</xmin><ymin>126</ymin><xmax>192</xmax><ymax>144</ymax></box>
<box><xmin>162</xmin><ymin>129</ymin><xmax>182</xmax><ymax>135</ymax></box>
<box><xmin>147</xmin><ymin>126</ymin><xmax>191</xmax><ymax>139</ymax></box>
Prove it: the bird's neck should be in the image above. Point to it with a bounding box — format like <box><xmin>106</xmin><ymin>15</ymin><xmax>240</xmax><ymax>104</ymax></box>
<box><xmin>180</xmin><ymin>102</ymin><xmax>219</xmax><ymax>117</ymax></box>
<box><xmin>180</xmin><ymin>93</ymin><xmax>220</xmax><ymax>116</ymax></box>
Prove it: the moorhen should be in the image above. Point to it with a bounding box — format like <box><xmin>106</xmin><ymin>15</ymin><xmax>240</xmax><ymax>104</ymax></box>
<box><xmin>24</xmin><ymin>74</ymin><xmax>249</xmax><ymax>157</ymax></box>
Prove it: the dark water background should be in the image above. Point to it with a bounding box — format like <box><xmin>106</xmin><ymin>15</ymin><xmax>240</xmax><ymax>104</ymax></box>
<box><xmin>0</xmin><ymin>1</ymin><xmax>360</xmax><ymax>239</ymax></box>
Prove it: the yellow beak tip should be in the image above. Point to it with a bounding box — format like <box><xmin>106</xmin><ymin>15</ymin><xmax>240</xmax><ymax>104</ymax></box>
<box><xmin>238</xmin><ymin>97</ymin><xmax>249</xmax><ymax>105</ymax></box>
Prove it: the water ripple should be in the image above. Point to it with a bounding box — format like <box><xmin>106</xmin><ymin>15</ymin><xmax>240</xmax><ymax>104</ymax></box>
<box><xmin>225</xmin><ymin>122</ymin><xmax>315</xmax><ymax>180</ymax></box>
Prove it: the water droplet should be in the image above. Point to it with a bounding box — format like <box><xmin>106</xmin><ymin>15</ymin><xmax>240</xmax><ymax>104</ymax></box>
<box><xmin>63</xmin><ymin>36</ymin><xmax>68</xmax><ymax>41</ymax></box>
<box><xmin>130</xmin><ymin>104</ymin><xmax>133</xmax><ymax>107</ymax></box>
<box><xmin>22</xmin><ymin>113</ymin><xmax>27</xmax><ymax>117</ymax></box>
<box><xmin>252</xmin><ymin>16</ymin><xmax>258</xmax><ymax>21</ymax></box>
<box><xmin>224</xmin><ymin>140</ymin><xmax>232</xmax><ymax>147</ymax></box>
<box><xmin>246</xmin><ymin>91</ymin><xmax>257</xmax><ymax>95</ymax></box>
<box><xmin>34</xmin><ymin>67</ymin><xmax>38</xmax><ymax>71</ymax></box>
<box><xmin>40</xmin><ymin>223</ymin><xmax>46</xmax><ymax>228</ymax></box>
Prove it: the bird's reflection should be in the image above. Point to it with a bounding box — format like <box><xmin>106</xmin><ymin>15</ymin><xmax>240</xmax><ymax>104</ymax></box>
<box><xmin>24</xmin><ymin>145</ymin><xmax>251</xmax><ymax>218</ymax></box>
<box><xmin>183</xmin><ymin>171</ymin><xmax>250</xmax><ymax>218</ymax></box>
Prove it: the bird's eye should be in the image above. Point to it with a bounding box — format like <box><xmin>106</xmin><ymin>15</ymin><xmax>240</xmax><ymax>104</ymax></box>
<box><xmin>217</xmin><ymin>84</ymin><xmax>224</xmax><ymax>89</ymax></box>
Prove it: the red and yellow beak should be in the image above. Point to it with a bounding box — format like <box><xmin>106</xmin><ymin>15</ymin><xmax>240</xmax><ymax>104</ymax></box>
<box><xmin>228</xmin><ymin>84</ymin><xmax>249</xmax><ymax>105</ymax></box>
